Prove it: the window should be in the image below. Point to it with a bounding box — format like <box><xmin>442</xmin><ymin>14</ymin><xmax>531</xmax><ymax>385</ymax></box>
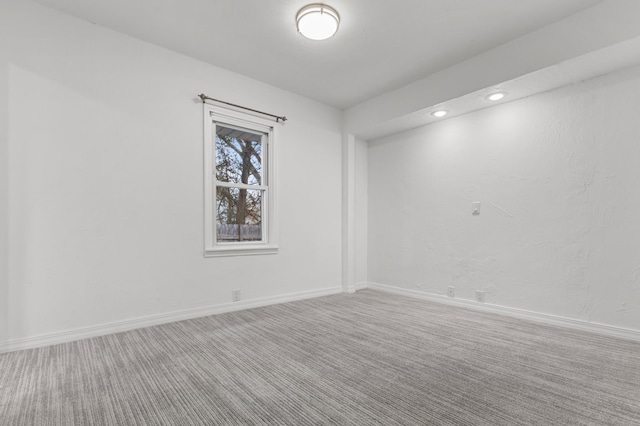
<box><xmin>203</xmin><ymin>104</ymin><xmax>278</xmax><ymax>257</ymax></box>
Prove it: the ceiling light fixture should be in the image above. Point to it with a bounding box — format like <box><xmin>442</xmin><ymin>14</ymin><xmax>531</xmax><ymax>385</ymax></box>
<box><xmin>296</xmin><ymin>4</ymin><xmax>340</xmax><ymax>40</ymax></box>
<box><xmin>486</xmin><ymin>92</ymin><xmax>506</xmax><ymax>101</ymax></box>
<box><xmin>431</xmin><ymin>110</ymin><xmax>448</xmax><ymax>118</ymax></box>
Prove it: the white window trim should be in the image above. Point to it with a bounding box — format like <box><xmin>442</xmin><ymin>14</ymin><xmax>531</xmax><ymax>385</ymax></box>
<box><xmin>203</xmin><ymin>104</ymin><xmax>278</xmax><ymax>257</ymax></box>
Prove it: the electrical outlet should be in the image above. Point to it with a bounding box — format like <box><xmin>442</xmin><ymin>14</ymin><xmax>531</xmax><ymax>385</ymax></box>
<box><xmin>447</xmin><ymin>286</ymin><xmax>455</xmax><ymax>298</ymax></box>
<box><xmin>232</xmin><ymin>289</ymin><xmax>241</xmax><ymax>302</ymax></box>
<box><xmin>475</xmin><ymin>291</ymin><xmax>485</xmax><ymax>303</ymax></box>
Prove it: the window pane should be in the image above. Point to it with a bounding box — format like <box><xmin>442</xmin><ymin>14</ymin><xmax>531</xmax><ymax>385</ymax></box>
<box><xmin>216</xmin><ymin>187</ymin><xmax>263</xmax><ymax>242</ymax></box>
<box><xmin>215</xmin><ymin>125</ymin><xmax>263</xmax><ymax>185</ymax></box>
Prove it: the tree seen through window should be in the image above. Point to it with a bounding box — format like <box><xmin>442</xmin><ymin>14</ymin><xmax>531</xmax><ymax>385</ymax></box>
<box><xmin>215</xmin><ymin>125</ymin><xmax>265</xmax><ymax>242</ymax></box>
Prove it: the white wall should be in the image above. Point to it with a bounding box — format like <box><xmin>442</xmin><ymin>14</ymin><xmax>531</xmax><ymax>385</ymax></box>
<box><xmin>0</xmin><ymin>26</ymin><xmax>8</xmax><ymax>344</ymax></box>
<box><xmin>1</xmin><ymin>0</ymin><xmax>343</xmax><ymax>343</ymax></box>
<box><xmin>368</xmin><ymin>66</ymin><xmax>640</xmax><ymax>331</ymax></box>
<box><xmin>354</xmin><ymin>137</ymin><xmax>368</xmax><ymax>285</ymax></box>
<box><xmin>342</xmin><ymin>134</ymin><xmax>368</xmax><ymax>291</ymax></box>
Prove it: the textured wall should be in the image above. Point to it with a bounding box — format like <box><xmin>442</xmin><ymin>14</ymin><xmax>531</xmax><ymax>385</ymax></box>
<box><xmin>3</xmin><ymin>1</ymin><xmax>343</xmax><ymax>341</ymax></box>
<box><xmin>368</xmin><ymin>66</ymin><xmax>640</xmax><ymax>331</ymax></box>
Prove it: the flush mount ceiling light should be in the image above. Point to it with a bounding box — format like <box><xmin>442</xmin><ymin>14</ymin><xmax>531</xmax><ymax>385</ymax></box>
<box><xmin>296</xmin><ymin>4</ymin><xmax>340</xmax><ymax>40</ymax></box>
<box><xmin>431</xmin><ymin>110</ymin><xmax>448</xmax><ymax>118</ymax></box>
<box><xmin>486</xmin><ymin>92</ymin><xmax>506</xmax><ymax>101</ymax></box>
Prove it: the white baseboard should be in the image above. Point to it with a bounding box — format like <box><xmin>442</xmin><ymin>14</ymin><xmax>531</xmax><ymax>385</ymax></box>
<box><xmin>362</xmin><ymin>282</ymin><xmax>640</xmax><ymax>343</ymax></box>
<box><xmin>0</xmin><ymin>286</ymin><xmax>343</xmax><ymax>354</ymax></box>
<box><xmin>354</xmin><ymin>282</ymin><xmax>369</xmax><ymax>291</ymax></box>
<box><xmin>344</xmin><ymin>282</ymin><xmax>369</xmax><ymax>294</ymax></box>
<box><xmin>5</xmin><ymin>283</ymin><xmax>636</xmax><ymax>353</ymax></box>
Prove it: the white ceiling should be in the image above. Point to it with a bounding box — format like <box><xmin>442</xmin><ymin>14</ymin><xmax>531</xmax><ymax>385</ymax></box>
<box><xmin>32</xmin><ymin>0</ymin><xmax>602</xmax><ymax>110</ymax></box>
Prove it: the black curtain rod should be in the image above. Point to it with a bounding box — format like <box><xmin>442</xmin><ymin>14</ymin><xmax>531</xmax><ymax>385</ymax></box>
<box><xmin>198</xmin><ymin>94</ymin><xmax>287</xmax><ymax>123</ymax></box>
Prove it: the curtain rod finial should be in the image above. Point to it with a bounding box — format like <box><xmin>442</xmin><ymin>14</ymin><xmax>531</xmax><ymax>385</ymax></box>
<box><xmin>198</xmin><ymin>94</ymin><xmax>207</xmax><ymax>102</ymax></box>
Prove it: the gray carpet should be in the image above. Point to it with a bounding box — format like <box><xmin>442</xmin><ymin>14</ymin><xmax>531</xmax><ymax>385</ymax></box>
<box><xmin>1</xmin><ymin>289</ymin><xmax>639</xmax><ymax>425</ymax></box>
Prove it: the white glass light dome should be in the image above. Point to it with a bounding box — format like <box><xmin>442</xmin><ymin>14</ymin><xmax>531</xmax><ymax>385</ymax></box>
<box><xmin>296</xmin><ymin>4</ymin><xmax>340</xmax><ymax>40</ymax></box>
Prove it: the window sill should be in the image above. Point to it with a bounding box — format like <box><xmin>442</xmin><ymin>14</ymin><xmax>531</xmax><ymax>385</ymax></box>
<box><xmin>204</xmin><ymin>244</ymin><xmax>279</xmax><ymax>258</ymax></box>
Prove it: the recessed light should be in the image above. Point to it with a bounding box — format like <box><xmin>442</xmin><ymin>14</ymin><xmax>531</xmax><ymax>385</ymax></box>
<box><xmin>431</xmin><ymin>110</ymin><xmax>448</xmax><ymax>118</ymax></box>
<box><xmin>296</xmin><ymin>4</ymin><xmax>340</xmax><ymax>40</ymax></box>
<box><xmin>486</xmin><ymin>92</ymin><xmax>506</xmax><ymax>101</ymax></box>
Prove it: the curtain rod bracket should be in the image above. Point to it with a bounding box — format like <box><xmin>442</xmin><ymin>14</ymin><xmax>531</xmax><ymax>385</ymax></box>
<box><xmin>198</xmin><ymin>94</ymin><xmax>287</xmax><ymax>123</ymax></box>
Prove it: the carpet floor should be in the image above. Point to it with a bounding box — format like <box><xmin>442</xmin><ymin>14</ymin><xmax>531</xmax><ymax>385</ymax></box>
<box><xmin>0</xmin><ymin>289</ymin><xmax>639</xmax><ymax>425</ymax></box>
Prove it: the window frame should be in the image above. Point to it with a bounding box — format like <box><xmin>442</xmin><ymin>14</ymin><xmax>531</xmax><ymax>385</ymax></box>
<box><xmin>203</xmin><ymin>104</ymin><xmax>278</xmax><ymax>257</ymax></box>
